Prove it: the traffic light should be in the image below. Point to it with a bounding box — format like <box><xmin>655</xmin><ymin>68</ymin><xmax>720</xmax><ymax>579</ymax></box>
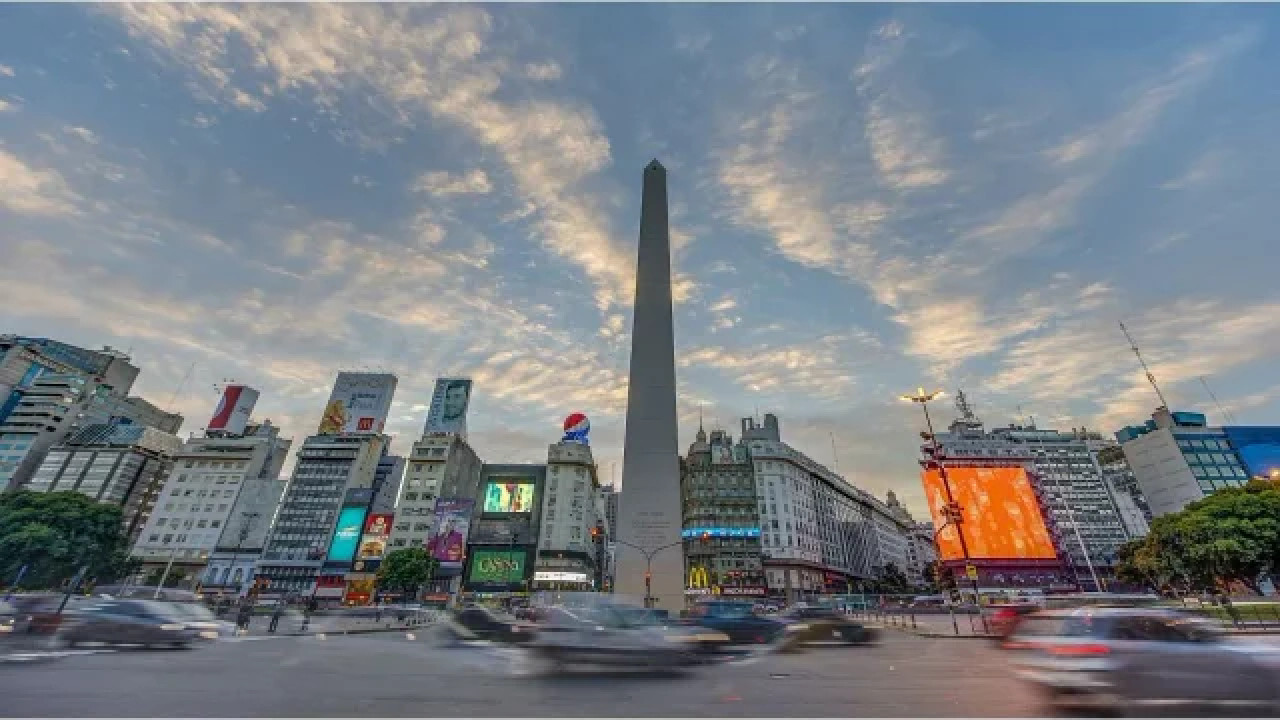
<box><xmin>590</xmin><ymin>525</ymin><xmax>603</xmax><ymax>542</ymax></box>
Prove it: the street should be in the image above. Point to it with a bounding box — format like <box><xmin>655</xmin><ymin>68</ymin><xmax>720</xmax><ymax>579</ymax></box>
<box><xmin>0</xmin><ymin>630</ymin><xmax>1042</xmax><ymax>717</ymax></box>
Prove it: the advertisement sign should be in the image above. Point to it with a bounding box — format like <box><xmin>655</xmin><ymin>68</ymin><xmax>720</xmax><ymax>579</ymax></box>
<box><xmin>483</xmin><ymin>479</ymin><xmax>536</xmax><ymax>514</ymax></box>
<box><xmin>469</xmin><ymin>515</ymin><xmax>532</xmax><ymax>545</ymax></box>
<box><xmin>353</xmin><ymin>513</ymin><xmax>392</xmax><ymax>572</ymax></box>
<box><xmin>688</xmin><ymin>566</ymin><xmax>711</xmax><ymax>589</ymax></box>
<box><xmin>720</xmin><ymin>586</ymin><xmax>767</xmax><ymax>597</ymax></box>
<box><xmin>427</xmin><ymin>499</ymin><xmax>474</xmax><ymax>568</ymax></box>
<box><xmin>681</xmin><ymin>527</ymin><xmax>761</xmax><ymax>539</ymax></box>
<box><xmin>562</xmin><ymin>412</ymin><xmax>590</xmax><ymax>444</ymax></box>
<box><xmin>1223</xmin><ymin>427</ymin><xmax>1280</xmax><ymax>479</ymax></box>
<box><xmin>208</xmin><ymin>384</ymin><xmax>260</xmax><ymax>435</ymax></box>
<box><xmin>423</xmin><ymin>377</ymin><xmax>472</xmax><ymax>434</ymax></box>
<box><xmin>318</xmin><ymin>372</ymin><xmax>397</xmax><ymax>435</ymax></box>
<box><xmin>921</xmin><ymin>467</ymin><xmax>1057</xmax><ymax>562</ymax></box>
<box><xmin>533</xmin><ymin>571</ymin><xmax>590</xmax><ymax>583</ymax></box>
<box><xmin>326</xmin><ymin>506</ymin><xmax>369</xmax><ymax>564</ymax></box>
<box><xmin>467</xmin><ymin>548</ymin><xmax>527</xmax><ymax>585</ymax></box>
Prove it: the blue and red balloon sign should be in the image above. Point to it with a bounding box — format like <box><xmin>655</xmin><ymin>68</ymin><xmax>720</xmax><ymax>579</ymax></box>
<box><xmin>562</xmin><ymin>412</ymin><xmax>590</xmax><ymax>444</ymax></box>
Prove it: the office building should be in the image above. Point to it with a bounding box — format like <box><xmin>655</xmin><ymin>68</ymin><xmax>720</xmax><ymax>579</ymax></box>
<box><xmin>131</xmin><ymin>413</ymin><xmax>291</xmax><ymax>593</ymax></box>
<box><xmin>0</xmin><ymin>336</ymin><xmax>140</xmax><ymax>423</ymax></box>
<box><xmin>1096</xmin><ymin>445</ymin><xmax>1151</xmax><ymax>539</ymax></box>
<box><xmin>682</xmin><ymin>423</ymin><xmax>765</xmax><ymax>598</ymax></box>
<box><xmin>742</xmin><ymin>413</ymin><xmax>910</xmax><ymax>601</ymax></box>
<box><xmin>615</xmin><ymin>160</ymin><xmax>685</xmax><ymax>611</ymax></box>
<box><xmin>904</xmin><ymin>522</ymin><xmax>938</xmax><ymax>590</ymax></box>
<box><xmin>1116</xmin><ymin>408</ymin><xmax>1252</xmax><ymax>517</ymax></box>
<box><xmin>371</xmin><ymin>451</ymin><xmax>405</xmax><ymax>515</ymax></box>
<box><xmin>26</xmin><ymin>422</ymin><xmax>182</xmax><ymax>543</ymax></box>
<box><xmin>387</xmin><ymin>433</ymin><xmax>483</xmax><ymax>552</ymax></box>
<box><xmin>463</xmin><ymin>464</ymin><xmax>547</xmax><ymax>595</ymax></box>
<box><xmin>533</xmin><ymin>437</ymin><xmax>605</xmax><ymax>591</ymax></box>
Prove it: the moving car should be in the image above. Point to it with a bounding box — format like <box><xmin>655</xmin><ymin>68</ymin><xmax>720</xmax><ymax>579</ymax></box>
<box><xmin>164</xmin><ymin>602</ymin><xmax>236</xmax><ymax>640</ymax></box>
<box><xmin>778</xmin><ymin>605</ymin><xmax>878</xmax><ymax>645</ymax></box>
<box><xmin>526</xmin><ymin>603</ymin><xmax>700</xmax><ymax>671</ymax></box>
<box><xmin>618</xmin><ymin>606</ymin><xmax>733</xmax><ymax>659</ymax></box>
<box><xmin>450</xmin><ymin>606</ymin><xmax>537</xmax><ymax>644</ymax></box>
<box><xmin>684</xmin><ymin>601</ymin><xmax>790</xmax><ymax>645</ymax></box>
<box><xmin>59</xmin><ymin>599</ymin><xmax>200</xmax><ymax>649</ymax></box>
<box><xmin>984</xmin><ymin>602</ymin><xmax>1040</xmax><ymax>642</ymax></box>
<box><xmin>1005</xmin><ymin>607</ymin><xmax>1280</xmax><ymax>716</ymax></box>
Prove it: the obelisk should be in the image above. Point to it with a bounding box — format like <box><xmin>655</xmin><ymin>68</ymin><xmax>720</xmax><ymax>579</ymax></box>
<box><xmin>615</xmin><ymin>159</ymin><xmax>685</xmax><ymax>611</ymax></box>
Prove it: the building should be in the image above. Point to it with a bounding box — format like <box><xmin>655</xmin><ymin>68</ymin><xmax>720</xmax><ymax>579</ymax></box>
<box><xmin>26</xmin><ymin>422</ymin><xmax>182</xmax><ymax>543</ymax></box>
<box><xmin>615</xmin><ymin>160</ymin><xmax>685</xmax><ymax>611</ymax></box>
<box><xmin>0</xmin><ymin>336</ymin><xmax>139</xmax><ymax>424</ymax></box>
<box><xmin>463</xmin><ymin>464</ymin><xmax>547</xmax><ymax>596</ymax></box>
<box><xmin>131</xmin><ymin>415</ymin><xmax>291</xmax><ymax>594</ymax></box>
<box><xmin>533</xmin><ymin>438</ymin><xmax>605</xmax><ymax>591</ymax></box>
<box><xmin>1116</xmin><ymin>408</ymin><xmax>1252</xmax><ymax>517</ymax></box>
<box><xmin>372</xmin><ymin>451</ymin><xmax>405</xmax><ymax>515</ymax></box>
<box><xmin>923</xmin><ymin>394</ymin><xmax>1129</xmax><ymax>592</ymax></box>
<box><xmin>904</xmin><ymin>522</ymin><xmax>938</xmax><ymax>590</ymax></box>
<box><xmin>387</xmin><ymin>433</ymin><xmax>484</xmax><ymax>552</ymax></box>
<box><xmin>1096</xmin><ymin>444</ymin><xmax>1151</xmax><ymax>540</ymax></box>
<box><xmin>741</xmin><ymin>413</ymin><xmax>910</xmax><ymax>602</ymax></box>
<box><xmin>682</xmin><ymin>424</ymin><xmax>765</xmax><ymax>599</ymax></box>
<box><xmin>256</xmin><ymin>433</ymin><xmax>387</xmax><ymax>599</ymax></box>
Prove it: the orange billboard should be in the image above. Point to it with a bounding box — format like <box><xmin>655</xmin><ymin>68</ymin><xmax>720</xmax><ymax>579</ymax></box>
<box><xmin>921</xmin><ymin>466</ymin><xmax>1057</xmax><ymax>562</ymax></box>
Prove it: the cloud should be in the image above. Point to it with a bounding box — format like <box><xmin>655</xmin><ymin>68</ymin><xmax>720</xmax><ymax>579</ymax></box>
<box><xmin>0</xmin><ymin>65</ymin><xmax>14</xmax><ymax>77</ymax></box>
<box><xmin>0</xmin><ymin>149</ymin><xmax>80</xmax><ymax>216</ymax></box>
<box><xmin>524</xmin><ymin>61</ymin><xmax>561</xmax><ymax>81</ymax></box>
<box><xmin>63</xmin><ymin>126</ymin><xmax>100</xmax><ymax>144</ymax></box>
<box><xmin>0</xmin><ymin>99</ymin><xmax>13</xmax><ymax>113</ymax></box>
<box><xmin>413</xmin><ymin>168</ymin><xmax>492</xmax><ymax>195</ymax></box>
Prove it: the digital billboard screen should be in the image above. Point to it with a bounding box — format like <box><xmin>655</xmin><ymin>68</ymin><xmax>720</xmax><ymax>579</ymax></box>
<box><xmin>326</xmin><ymin>506</ymin><xmax>369</xmax><ymax>564</ymax></box>
<box><xmin>921</xmin><ymin>466</ymin><xmax>1057</xmax><ymax>562</ymax></box>
<box><xmin>467</xmin><ymin>548</ymin><xmax>527</xmax><ymax>585</ymax></box>
<box><xmin>483</xmin><ymin>479</ymin><xmax>536</xmax><ymax>514</ymax></box>
<box><xmin>427</xmin><ymin>499</ymin><xmax>474</xmax><ymax>568</ymax></box>
<box><xmin>318</xmin><ymin>372</ymin><xmax>397</xmax><ymax>435</ymax></box>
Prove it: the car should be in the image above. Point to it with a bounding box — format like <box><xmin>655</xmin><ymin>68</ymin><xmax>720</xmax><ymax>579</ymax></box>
<box><xmin>59</xmin><ymin>599</ymin><xmax>200</xmax><ymax>649</ymax></box>
<box><xmin>525</xmin><ymin>602</ymin><xmax>700</xmax><ymax>672</ymax></box>
<box><xmin>984</xmin><ymin>602</ymin><xmax>1040</xmax><ymax>641</ymax></box>
<box><xmin>684</xmin><ymin>601</ymin><xmax>790</xmax><ymax>645</ymax></box>
<box><xmin>162</xmin><ymin>602</ymin><xmax>236</xmax><ymax>640</ymax></box>
<box><xmin>617</xmin><ymin>606</ymin><xmax>733</xmax><ymax>659</ymax></box>
<box><xmin>778</xmin><ymin>605</ymin><xmax>879</xmax><ymax>645</ymax></box>
<box><xmin>1005</xmin><ymin>607</ymin><xmax>1280</xmax><ymax>716</ymax></box>
<box><xmin>450</xmin><ymin>606</ymin><xmax>537</xmax><ymax>644</ymax></box>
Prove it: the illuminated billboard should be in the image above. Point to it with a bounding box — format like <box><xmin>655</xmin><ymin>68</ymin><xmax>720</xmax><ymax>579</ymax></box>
<box><xmin>483</xmin><ymin>479</ymin><xmax>536</xmax><ymax>514</ymax></box>
<box><xmin>921</xmin><ymin>466</ymin><xmax>1057</xmax><ymax>562</ymax></box>
<box><xmin>326</xmin><ymin>506</ymin><xmax>369</xmax><ymax>564</ymax></box>
<box><xmin>318</xmin><ymin>372</ymin><xmax>397</xmax><ymax>435</ymax></box>
<box><xmin>423</xmin><ymin>377</ymin><xmax>472</xmax><ymax>435</ymax></box>
<box><xmin>353</xmin><ymin>513</ymin><xmax>392</xmax><ymax>572</ymax></box>
<box><xmin>1223</xmin><ymin>427</ymin><xmax>1280</xmax><ymax>479</ymax></box>
<box><xmin>427</xmin><ymin>499</ymin><xmax>474</xmax><ymax>568</ymax></box>
<box><xmin>208</xmin><ymin>384</ymin><xmax>259</xmax><ymax>435</ymax></box>
<box><xmin>467</xmin><ymin>548</ymin><xmax>527</xmax><ymax>585</ymax></box>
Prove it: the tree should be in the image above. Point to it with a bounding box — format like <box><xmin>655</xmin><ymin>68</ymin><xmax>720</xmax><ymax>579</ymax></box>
<box><xmin>0</xmin><ymin>491</ymin><xmax>136</xmax><ymax>590</ymax></box>
<box><xmin>377</xmin><ymin>548</ymin><xmax>437</xmax><ymax>600</ymax></box>
<box><xmin>877</xmin><ymin>563</ymin><xmax>910</xmax><ymax>594</ymax></box>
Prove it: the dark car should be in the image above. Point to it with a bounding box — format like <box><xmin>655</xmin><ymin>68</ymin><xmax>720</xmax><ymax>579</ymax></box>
<box><xmin>619</xmin><ymin>606</ymin><xmax>733</xmax><ymax>659</ymax></box>
<box><xmin>684</xmin><ymin>601</ymin><xmax>789</xmax><ymax>645</ymax></box>
<box><xmin>779</xmin><ymin>605</ymin><xmax>878</xmax><ymax>645</ymax></box>
<box><xmin>450</xmin><ymin>606</ymin><xmax>537</xmax><ymax>644</ymax></box>
<box><xmin>60</xmin><ymin>599</ymin><xmax>199</xmax><ymax>649</ymax></box>
<box><xmin>526</xmin><ymin>603</ymin><xmax>699</xmax><ymax>671</ymax></box>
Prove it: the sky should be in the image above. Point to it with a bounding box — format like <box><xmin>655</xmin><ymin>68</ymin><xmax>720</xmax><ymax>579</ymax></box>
<box><xmin>3</xmin><ymin>4</ymin><xmax>1280</xmax><ymax>519</ymax></box>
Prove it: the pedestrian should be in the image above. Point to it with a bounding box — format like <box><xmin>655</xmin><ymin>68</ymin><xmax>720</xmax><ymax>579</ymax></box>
<box><xmin>268</xmin><ymin>601</ymin><xmax>283</xmax><ymax>633</ymax></box>
<box><xmin>236</xmin><ymin>601</ymin><xmax>252</xmax><ymax>632</ymax></box>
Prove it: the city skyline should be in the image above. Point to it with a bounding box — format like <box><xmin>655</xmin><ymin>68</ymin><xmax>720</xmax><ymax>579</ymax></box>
<box><xmin>4</xmin><ymin>5</ymin><xmax>1280</xmax><ymax>517</ymax></box>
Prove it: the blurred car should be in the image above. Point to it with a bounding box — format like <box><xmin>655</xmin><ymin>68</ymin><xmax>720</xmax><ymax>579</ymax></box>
<box><xmin>618</xmin><ymin>606</ymin><xmax>732</xmax><ymax>659</ymax></box>
<box><xmin>527</xmin><ymin>603</ymin><xmax>700</xmax><ymax>671</ymax></box>
<box><xmin>1005</xmin><ymin>607</ymin><xmax>1280</xmax><ymax>716</ymax></box>
<box><xmin>60</xmin><ymin>599</ymin><xmax>200</xmax><ymax>648</ymax></box>
<box><xmin>984</xmin><ymin>602</ymin><xmax>1040</xmax><ymax>641</ymax></box>
<box><xmin>684</xmin><ymin>600</ymin><xmax>791</xmax><ymax>645</ymax></box>
<box><xmin>0</xmin><ymin>599</ymin><xmax>19</xmax><ymax>636</ymax></box>
<box><xmin>163</xmin><ymin>602</ymin><xmax>236</xmax><ymax>639</ymax></box>
<box><xmin>778</xmin><ymin>605</ymin><xmax>878</xmax><ymax>645</ymax></box>
<box><xmin>450</xmin><ymin>606</ymin><xmax>537</xmax><ymax>644</ymax></box>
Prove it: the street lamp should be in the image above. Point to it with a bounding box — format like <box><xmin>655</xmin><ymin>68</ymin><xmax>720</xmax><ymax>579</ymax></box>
<box><xmin>614</xmin><ymin>539</ymin><xmax>685</xmax><ymax>609</ymax></box>
<box><xmin>900</xmin><ymin>388</ymin><xmax>987</xmax><ymax>631</ymax></box>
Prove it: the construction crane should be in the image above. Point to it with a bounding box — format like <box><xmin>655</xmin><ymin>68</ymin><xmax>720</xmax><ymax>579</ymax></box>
<box><xmin>1119</xmin><ymin>321</ymin><xmax>1170</xmax><ymax>410</ymax></box>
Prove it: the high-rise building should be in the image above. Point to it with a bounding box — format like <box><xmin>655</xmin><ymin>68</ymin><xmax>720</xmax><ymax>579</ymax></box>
<box><xmin>533</xmin><ymin>437</ymin><xmax>605</xmax><ymax>591</ymax></box>
<box><xmin>1096</xmin><ymin>444</ymin><xmax>1151</xmax><ymax>539</ymax></box>
<box><xmin>0</xmin><ymin>336</ymin><xmax>140</xmax><ymax>423</ymax></box>
<box><xmin>26</xmin><ymin>422</ymin><xmax>182</xmax><ymax>543</ymax></box>
<box><xmin>682</xmin><ymin>424</ymin><xmax>765</xmax><ymax>599</ymax></box>
<box><xmin>372</xmin><ymin>451</ymin><xmax>405</xmax><ymax>515</ymax></box>
<box><xmin>387</xmin><ymin>433</ymin><xmax>483</xmax><ymax>554</ymax></box>
<box><xmin>742</xmin><ymin>413</ymin><xmax>910</xmax><ymax>602</ymax></box>
<box><xmin>132</xmin><ymin>414</ymin><xmax>292</xmax><ymax>594</ymax></box>
<box><xmin>1116</xmin><ymin>408</ymin><xmax>1256</xmax><ymax>517</ymax></box>
<box><xmin>615</xmin><ymin>160</ymin><xmax>685</xmax><ymax>611</ymax></box>
<box><xmin>904</xmin><ymin>522</ymin><xmax>938</xmax><ymax>590</ymax></box>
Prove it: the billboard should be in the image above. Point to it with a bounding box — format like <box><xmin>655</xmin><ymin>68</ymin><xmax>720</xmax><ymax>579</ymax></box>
<box><xmin>483</xmin><ymin>479</ymin><xmax>536</xmax><ymax>514</ymax></box>
<box><xmin>1223</xmin><ymin>427</ymin><xmax>1280</xmax><ymax>479</ymax></box>
<box><xmin>562</xmin><ymin>412</ymin><xmax>590</xmax><ymax>444</ymax></box>
<box><xmin>469</xmin><ymin>515</ymin><xmax>532</xmax><ymax>545</ymax></box>
<box><xmin>921</xmin><ymin>466</ymin><xmax>1057</xmax><ymax>562</ymax></box>
<box><xmin>208</xmin><ymin>384</ymin><xmax>259</xmax><ymax>435</ymax></box>
<box><xmin>427</xmin><ymin>499</ymin><xmax>474</xmax><ymax>568</ymax></box>
<box><xmin>423</xmin><ymin>377</ymin><xmax>472</xmax><ymax>434</ymax></box>
<box><xmin>353</xmin><ymin>513</ymin><xmax>392</xmax><ymax>572</ymax></box>
<box><xmin>326</xmin><ymin>506</ymin><xmax>369</xmax><ymax>564</ymax></box>
<box><xmin>467</xmin><ymin>548</ymin><xmax>527</xmax><ymax>585</ymax></box>
<box><xmin>318</xmin><ymin>372</ymin><xmax>397</xmax><ymax>435</ymax></box>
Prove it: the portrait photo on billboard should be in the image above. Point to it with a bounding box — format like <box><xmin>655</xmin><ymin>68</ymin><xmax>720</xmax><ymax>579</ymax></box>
<box><xmin>427</xmin><ymin>499</ymin><xmax>474</xmax><ymax>567</ymax></box>
<box><xmin>424</xmin><ymin>378</ymin><xmax>472</xmax><ymax>434</ymax></box>
<box><xmin>483</xmin><ymin>478</ymin><xmax>535</xmax><ymax>514</ymax></box>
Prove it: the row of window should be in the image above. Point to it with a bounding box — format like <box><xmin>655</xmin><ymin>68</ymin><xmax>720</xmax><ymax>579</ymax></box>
<box><xmin>181</xmin><ymin>459</ymin><xmax>247</xmax><ymax>470</ymax></box>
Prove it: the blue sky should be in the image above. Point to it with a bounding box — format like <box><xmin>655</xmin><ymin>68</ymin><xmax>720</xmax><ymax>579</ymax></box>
<box><xmin>3</xmin><ymin>4</ymin><xmax>1280</xmax><ymax>517</ymax></box>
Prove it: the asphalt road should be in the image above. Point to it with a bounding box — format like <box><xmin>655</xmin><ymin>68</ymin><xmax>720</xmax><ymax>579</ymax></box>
<box><xmin>0</xmin><ymin>629</ymin><xmax>1043</xmax><ymax>717</ymax></box>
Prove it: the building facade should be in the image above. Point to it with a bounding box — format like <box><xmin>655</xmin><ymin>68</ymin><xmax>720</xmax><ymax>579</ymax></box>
<box><xmin>681</xmin><ymin>424</ymin><xmax>765</xmax><ymax>599</ymax></box>
<box><xmin>1117</xmin><ymin>408</ymin><xmax>1254</xmax><ymax>517</ymax></box>
<box><xmin>463</xmin><ymin>464</ymin><xmax>546</xmax><ymax>596</ymax></box>
<box><xmin>0</xmin><ymin>336</ymin><xmax>139</xmax><ymax>424</ymax></box>
<box><xmin>387</xmin><ymin>433</ymin><xmax>484</xmax><ymax>552</ymax></box>
<box><xmin>1095</xmin><ymin>444</ymin><xmax>1151</xmax><ymax>540</ymax></box>
<box><xmin>26</xmin><ymin>422</ymin><xmax>182</xmax><ymax>542</ymax></box>
<box><xmin>533</xmin><ymin>440</ymin><xmax>605</xmax><ymax>591</ymax></box>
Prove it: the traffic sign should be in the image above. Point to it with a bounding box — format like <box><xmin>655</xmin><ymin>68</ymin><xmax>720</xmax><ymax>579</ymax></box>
<box><xmin>965</xmin><ymin>564</ymin><xmax>978</xmax><ymax>580</ymax></box>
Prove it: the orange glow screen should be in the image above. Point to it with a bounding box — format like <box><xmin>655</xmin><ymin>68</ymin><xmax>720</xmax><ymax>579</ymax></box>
<box><xmin>921</xmin><ymin>466</ymin><xmax>1057</xmax><ymax>561</ymax></box>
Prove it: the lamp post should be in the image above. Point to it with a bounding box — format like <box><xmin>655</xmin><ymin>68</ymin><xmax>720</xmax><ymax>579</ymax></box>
<box><xmin>901</xmin><ymin>388</ymin><xmax>987</xmax><ymax>632</ymax></box>
<box><xmin>614</xmin><ymin>539</ymin><xmax>685</xmax><ymax>609</ymax></box>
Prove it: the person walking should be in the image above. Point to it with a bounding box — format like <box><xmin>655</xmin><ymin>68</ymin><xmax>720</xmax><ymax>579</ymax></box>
<box><xmin>236</xmin><ymin>601</ymin><xmax>253</xmax><ymax>633</ymax></box>
<box><xmin>268</xmin><ymin>600</ymin><xmax>284</xmax><ymax>633</ymax></box>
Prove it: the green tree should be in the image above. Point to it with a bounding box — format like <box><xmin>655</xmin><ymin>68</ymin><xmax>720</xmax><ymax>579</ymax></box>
<box><xmin>0</xmin><ymin>491</ymin><xmax>136</xmax><ymax>590</ymax></box>
<box><xmin>377</xmin><ymin>548</ymin><xmax>438</xmax><ymax>600</ymax></box>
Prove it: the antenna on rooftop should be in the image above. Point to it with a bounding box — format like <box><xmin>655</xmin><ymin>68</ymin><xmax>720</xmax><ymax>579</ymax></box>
<box><xmin>1199</xmin><ymin>376</ymin><xmax>1236</xmax><ymax>425</ymax></box>
<box><xmin>1120</xmin><ymin>321</ymin><xmax>1170</xmax><ymax>409</ymax></box>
